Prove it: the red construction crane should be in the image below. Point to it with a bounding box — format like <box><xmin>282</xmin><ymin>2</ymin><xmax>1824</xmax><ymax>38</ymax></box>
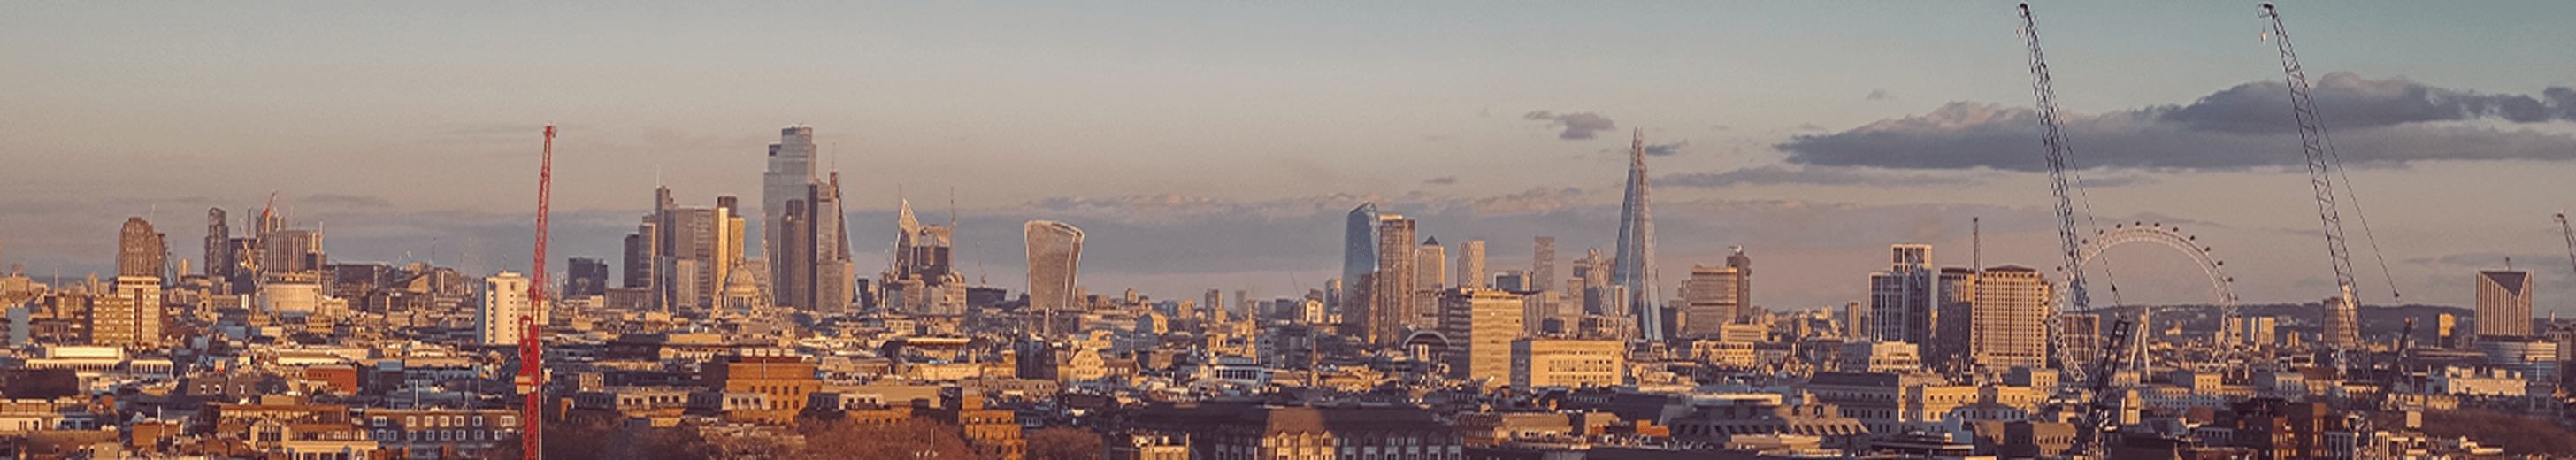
<box><xmin>519</xmin><ymin>126</ymin><xmax>553</xmax><ymax>460</ymax></box>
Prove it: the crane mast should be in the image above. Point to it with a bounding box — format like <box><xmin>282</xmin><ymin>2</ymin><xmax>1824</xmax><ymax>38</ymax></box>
<box><xmin>2259</xmin><ymin>4</ymin><xmax>2392</xmax><ymax>351</ymax></box>
<box><xmin>2263</xmin><ymin>6</ymin><xmax>2393</xmax><ymax>458</ymax></box>
<box><xmin>520</xmin><ymin>126</ymin><xmax>554</xmax><ymax>460</ymax></box>
<box><xmin>2016</xmin><ymin>5</ymin><xmax>2118</xmax><ymax>457</ymax></box>
<box><xmin>2558</xmin><ymin>211</ymin><xmax>2574</xmax><ymax>283</ymax></box>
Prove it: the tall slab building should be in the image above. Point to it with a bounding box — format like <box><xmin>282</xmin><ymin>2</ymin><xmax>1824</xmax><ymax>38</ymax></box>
<box><xmin>1416</xmin><ymin>237</ymin><xmax>1446</xmax><ymax>291</ymax></box>
<box><xmin>1969</xmin><ymin>265</ymin><xmax>2051</xmax><ymax>371</ymax></box>
<box><xmin>1870</xmin><ymin>244</ymin><xmax>1937</xmax><ymax>345</ymax></box>
<box><xmin>762</xmin><ymin>126</ymin><xmax>857</xmax><ymax>313</ymax></box>
<box><xmin>1679</xmin><ymin>247</ymin><xmax>1751</xmax><ymax>338</ymax></box>
<box><xmin>622</xmin><ymin>188</ymin><xmax>746</xmax><ymax>314</ymax></box>
<box><xmin>763</xmin><ymin>126</ymin><xmax>816</xmax><ymax>301</ymax></box>
<box><xmin>1342</xmin><ymin>203</ymin><xmax>1379</xmax><ymax>318</ymax></box>
<box><xmin>1610</xmin><ymin>129</ymin><xmax>1664</xmax><ymax>341</ymax></box>
<box><xmin>1025</xmin><ymin>220</ymin><xmax>1085</xmax><ymax>335</ymax></box>
<box><xmin>2476</xmin><ymin>270</ymin><xmax>2534</xmax><ymax>340</ymax></box>
<box><xmin>118</xmin><ymin>218</ymin><xmax>165</xmax><ymax>280</ymax></box>
<box><xmin>1456</xmin><ymin>240</ymin><xmax>1486</xmax><ymax>290</ymax></box>
<box><xmin>1370</xmin><ymin>215</ymin><xmax>1417</xmax><ymax>346</ymax></box>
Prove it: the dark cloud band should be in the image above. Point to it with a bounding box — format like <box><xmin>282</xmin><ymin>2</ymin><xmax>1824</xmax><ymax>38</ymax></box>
<box><xmin>1777</xmin><ymin>73</ymin><xmax>2576</xmax><ymax>171</ymax></box>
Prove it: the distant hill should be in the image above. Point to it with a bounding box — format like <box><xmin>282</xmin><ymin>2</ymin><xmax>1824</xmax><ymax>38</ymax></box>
<box><xmin>2093</xmin><ymin>303</ymin><xmax>2472</xmax><ymax>343</ymax></box>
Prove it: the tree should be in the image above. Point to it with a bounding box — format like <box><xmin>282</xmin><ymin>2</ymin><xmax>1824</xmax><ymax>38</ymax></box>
<box><xmin>2422</xmin><ymin>409</ymin><xmax>2576</xmax><ymax>456</ymax></box>
<box><xmin>479</xmin><ymin>416</ymin><xmax>624</xmax><ymax>460</ymax></box>
<box><xmin>1024</xmin><ymin>427</ymin><xmax>1104</xmax><ymax>460</ymax></box>
<box><xmin>800</xmin><ymin>418</ymin><xmax>973</xmax><ymax>460</ymax></box>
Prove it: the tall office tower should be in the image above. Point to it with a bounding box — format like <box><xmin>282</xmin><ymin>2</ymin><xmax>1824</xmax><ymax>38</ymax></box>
<box><xmin>780</xmin><ymin>172</ymin><xmax>856</xmax><ymax>313</ymax></box>
<box><xmin>2320</xmin><ymin>295</ymin><xmax>2359</xmax><ymax>349</ymax></box>
<box><xmin>1531</xmin><ymin>236</ymin><xmax>1557</xmax><ymax>292</ymax></box>
<box><xmin>1844</xmin><ymin>302</ymin><xmax>1868</xmax><ymax>339</ymax></box>
<box><xmin>565</xmin><ymin>257</ymin><xmax>610</xmax><ymax>297</ymax></box>
<box><xmin>95</xmin><ymin>276</ymin><xmax>163</xmax><ymax>349</ymax></box>
<box><xmin>204</xmin><ymin>208</ymin><xmax>231</xmax><ymax>288</ymax></box>
<box><xmin>1869</xmin><ymin>244</ymin><xmax>1936</xmax><ymax>344</ymax></box>
<box><xmin>880</xmin><ymin>201</ymin><xmax>967</xmax><ymax>315</ymax></box>
<box><xmin>623</xmin><ymin>187</ymin><xmax>676</xmax><ymax>310</ymax></box>
<box><xmin>627</xmin><ymin>189</ymin><xmax>746</xmax><ymax>313</ymax></box>
<box><xmin>1931</xmin><ymin>267</ymin><xmax>1978</xmax><ymax>369</ymax></box>
<box><xmin>1343</xmin><ymin>203</ymin><xmax>1380</xmax><ymax>317</ymax></box>
<box><xmin>1679</xmin><ymin>252</ymin><xmax>1750</xmax><ymax>338</ymax></box>
<box><xmin>2477</xmin><ymin>270</ymin><xmax>2534</xmax><ymax>340</ymax></box>
<box><xmin>622</xmin><ymin>231</ymin><xmax>654</xmax><ymax>289</ymax></box>
<box><xmin>1438</xmin><ymin>288</ymin><xmax>1524</xmax><ymax>387</ymax></box>
<box><xmin>1371</xmin><ymin>215</ymin><xmax>1418</xmax><ymax>346</ymax></box>
<box><xmin>1025</xmin><ymin>220</ymin><xmax>1084</xmax><ymax>335</ymax></box>
<box><xmin>264</xmin><ymin>230</ymin><xmax>325</xmax><ymax>275</ymax></box>
<box><xmin>1458</xmin><ymin>241</ymin><xmax>1487</xmax><ymax>290</ymax></box>
<box><xmin>1970</xmin><ymin>265</ymin><xmax>2051</xmax><ymax>371</ymax></box>
<box><xmin>763</xmin><ymin>126</ymin><xmax>816</xmax><ymax>302</ymax></box>
<box><xmin>118</xmin><ymin>218</ymin><xmax>165</xmax><ymax>279</ymax></box>
<box><xmin>479</xmin><ymin>272</ymin><xmax>533</xmax><ymax>345</ymax></box>
<box><xmin>2435</xmin><ymin>313</ymin><xmax>2457</xmax><ymax>349</ymax></box>
<box><xmin>1571</xmin><ymin>249</ymin><xmax>1614</xmax><ymax>315</ymax></box>
<box><xmin>1417</xmin><ymin>237</ymin><xmax>1447</xmax><ymax>291</ymax></box>
<box><xmin>1205</xmin><ymin>289</ymin><xmax>1226</xmax><ymax>323</ymax></box>
<box><xmin>1610</xmin><ymin>129</ymin><xmax>1665</xmax><ymax>341</ymax></box>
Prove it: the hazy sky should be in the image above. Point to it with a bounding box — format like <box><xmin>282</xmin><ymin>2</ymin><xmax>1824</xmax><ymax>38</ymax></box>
<box><xmin>4</xmin><ymin>1</ymin><xmax>2573</xmax><ymax>316</ymax></box>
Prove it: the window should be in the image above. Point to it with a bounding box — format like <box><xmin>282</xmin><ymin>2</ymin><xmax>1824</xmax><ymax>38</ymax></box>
<box><xmin>405</xmin><ymin>416</ymin><xmax>417</xmax><ymax>426</ymax></box>
<box><xmin>475</xmin><ymin>416</ymin><xmax>486</xmax><ymax>426</ymax></box>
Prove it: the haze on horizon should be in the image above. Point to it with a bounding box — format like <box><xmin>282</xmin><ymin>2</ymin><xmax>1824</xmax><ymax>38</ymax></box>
<box><xmin>3</xmin><ymin>1</ymin><xmax>2572</xmax><ymax>315</ymax></box>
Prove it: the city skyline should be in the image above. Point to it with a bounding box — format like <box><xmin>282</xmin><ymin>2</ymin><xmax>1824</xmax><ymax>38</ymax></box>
<box><xmin>4</xmin><ymin>2</ymin><xmax>2573</xmax><ymax>314</ymax></box>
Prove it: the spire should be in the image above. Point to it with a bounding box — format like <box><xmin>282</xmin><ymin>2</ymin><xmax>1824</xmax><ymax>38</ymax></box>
<box><xmin>897</xmin><ymin>199</ymin><xmax>920</xmax><ymax>234</ymax></box>
<box><xmin>1422</xmin><ymin>235</ymin><xmax>1439</xmax><ymax>247</ymax></box>
<box><xmin>1614</xmin><ymin>127</ymin><xmax>1664</xmax><ymax>341</ymax></box>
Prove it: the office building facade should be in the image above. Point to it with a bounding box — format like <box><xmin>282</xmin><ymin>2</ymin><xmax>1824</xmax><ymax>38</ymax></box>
<box><xmin>1025</xmin><ymin>220</ymin><xmax>1084</xmax><ymax>335</ymax></box>
<box><xmin>1870</xmin><ymin>244</ymin><xmax>1937</xmax><ymax>345</ymax></box>
<box><xmin>2477</xmin><ymin>270</ymin><xmax>2534</xmax><ymax>340</ymax></box>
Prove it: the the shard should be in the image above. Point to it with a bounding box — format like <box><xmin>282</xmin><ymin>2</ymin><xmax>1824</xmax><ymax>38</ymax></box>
<box><xmin>1611</xmin><ymin>128</ymin><xmax>1664</xmax><ymax>341</ymax></box>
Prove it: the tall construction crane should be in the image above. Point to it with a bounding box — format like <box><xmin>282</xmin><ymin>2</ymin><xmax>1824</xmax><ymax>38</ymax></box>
<box><xmin>2261</xmin><ymin>3</ymin><xmax>2400</xmax><ymax>351</ymax></box>
<box><xmin>2263</xmin><ymin>6</ymin><xmax>2396</xmax><ymax>458</ymax></box>
<box><xmin>2016</xmin><ymin>4</ymin><xmax>2124</xmax><ymax>457</ymax></box>
<box><xmin>2557</xmin><ymin>211</ymin><xmax>2574</xmax><ymax>283</ymax></box>
<box><xmin>518</xmin><ymin>126</ymin><xmax>555</xmax><ymax>460</ymax></box>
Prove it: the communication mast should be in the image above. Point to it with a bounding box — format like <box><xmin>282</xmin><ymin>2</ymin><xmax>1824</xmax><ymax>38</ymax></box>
<box><xmin>519</xmin><ymin>126</ymin><xmax>554</xmax><ymax>460</ymax></box>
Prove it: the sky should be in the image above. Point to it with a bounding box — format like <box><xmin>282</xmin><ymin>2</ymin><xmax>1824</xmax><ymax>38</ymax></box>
<box><xmin>3</xmin><ymin>1</ymin><xmax>2573</xmax><ymax>316</ymax></box>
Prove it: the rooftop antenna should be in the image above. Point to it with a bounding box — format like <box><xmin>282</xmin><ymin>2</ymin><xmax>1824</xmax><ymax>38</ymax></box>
<box><xmin>1973</xmin><ymin>217</ymin><xmax>1983</xmax><ymax>275</ymax></box>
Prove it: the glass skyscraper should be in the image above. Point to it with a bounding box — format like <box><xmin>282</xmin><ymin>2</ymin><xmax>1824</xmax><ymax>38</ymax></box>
<box><xmin>1611</xmin><ymin>129</ymin><xmax>1664</xmax><ymax>341</ymax></box>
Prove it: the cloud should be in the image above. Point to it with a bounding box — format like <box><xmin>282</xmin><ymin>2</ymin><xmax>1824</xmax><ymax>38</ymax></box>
<box><xmin>1660</xmin><ymin>165</ymin><xmax>1980</xmax><ymax>188</ymax></box>
<box><xmin>2165</xmin><ymin>73</ymin><xmax>2576</xmax><ymax>134</ymax></box>
<box><xmin>1642</xmin><ymin>141</ymin><xmax>1687</xmax><ymax>157</ymax></box>
<box><xmin>1423</xmin><ymin>177</ymin><xmax>1459</xmax><ymax>185</ymax></box>
<box><xmin>2074</xmin><ymin>174</ymin><xmax>2158</xmax><ymax>188</ymax></box>
<box><xmin>1468</xmin><ymin>188</ymin><xmax>1591</xmax><ymax>214</ymax></box>
<box><xmin>1523</xmin><ymin>111</ymin><xmax>1618</xmax><ymax>140</ymax></box>
<box><xmin>1867</xmin><ymin>89</ymin><xmax>1895</xmax><ymax>101</ymax></box>
<box><xmin>1777</xmin><ymin>73</ymin><xmax>2576</xmax><ymax>172</ymax></box>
